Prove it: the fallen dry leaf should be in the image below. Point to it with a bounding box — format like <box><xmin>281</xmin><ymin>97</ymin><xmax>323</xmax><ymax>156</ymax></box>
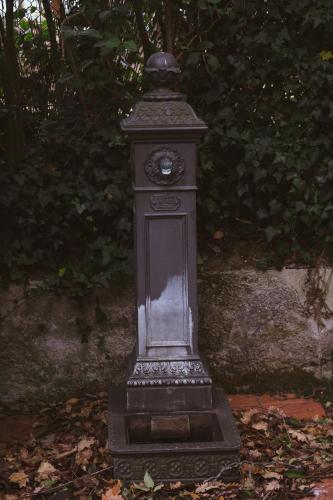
<box><xmin>75</xmin><ymin>447</ymin><xmax>93</xmax><ymax>466</ymax></box>
<box><xmin>19</xmin><ymin>448</ymin><xmax>29</xmax><ymax>461</ymax></box>
<box><xmin>289</xmin><ymin>429</ymin><xmax>308</xmax><ymax>442</ymax></box>
<box><xmin>66</xmin><ymin>398</ymin><xmax>80</xmax><ymax>406</ymax></box>
<box><xmin>242</xmin><ymin>463</ymin><xmax>262</xmax><ymax>475</ymax></box>
<box><xmin>252</xmin><ymin>421</ymin><xmax>268</xmax><ymax>431</ymax></box>
<box><xmin>213</xmin><ymin>229</ymin><xmax>224</xmax><ymax>240</ymax></box>
<box><xmin>1</xmin><ymin>391</ymin><xmax>332</xmax><ymax>499</ymax></box>
<box><xmin>77</xmin><ymin>436</ymin><xmax>95</xmax><ymax>451</ymax></box>
<box><xmin>265</xmin><ymin>479</ymin><xmax>281</xmax><ymax>491</ymax></box>
<box><xmin>103</xmin><ymin>480</ymin><xmax>122</xmax><ymax>496</ymax></box>
<box><xmin>36</xmin><ymin>461</ymin><xmax>58</xmax><ymax>482</ymax></box>
<box><xmin>243</xmin><ymin>476</ymin><xmax>255</xmax><ymax>490</ymax></box>
<box><xmin>9</xmin><ymin>471</ymin><xmax>29</xmax><ymax>488</ymax></box>
<box><xmin>54</xmin><ymin>447</ymin><xmax>77</xmax><ymax>460</ymax></box>
<box><xmin>196</xmin><ymin>480</ymin><xmax>225</xmax><ymax>493</ymax></box>
<box><xmin>262</xmin><ymin>471</ymin><xmax>282</xmax><ymax>480</ymax></box>
<box><xmin>249</xmin><ymin>449</ymin><xmax>262</xmax><ymax>459</ymax></box>
<box><xmin>102</xmin><ymin>491</ymin><xmax>123</xmax><ymax>500</ymax></box>
<box><xmin>169</xmin><ymin>480</ymin><xmax>182</xmax><ymax>490</ymax></box>
<box><xmin>240</xmin><ymin>409</ymin><xmax>259</xmax><ymax>424</ymax></box>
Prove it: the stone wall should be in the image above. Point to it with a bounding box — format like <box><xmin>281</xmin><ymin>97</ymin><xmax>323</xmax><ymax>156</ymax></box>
<box><xmin>199</xmin><ymin>267</ymin><xmax>333</xmax><ymax>391</ymax></box>
<box><xmin>1</xmin><ymin>266</ymin><xmax>332</xmax><ymax>403</ymax></box>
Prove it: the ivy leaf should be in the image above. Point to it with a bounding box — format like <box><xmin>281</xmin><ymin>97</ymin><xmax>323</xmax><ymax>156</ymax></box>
<box><xmin>77</xmin><ymin>29</ymin><xmax>102</xmax><ymax>39</ymax></box>
<box><xmin>123</xmin><ymin>40</ymin><xmax>137</xmax><ymax>52</ymax></box>
<box><xmin>265</xmin><ymin>226</ymin><xmax>281</xmax><ymax>242</ymax></box>
<box><xmin>197</xmin><ymin>40</ymin><xmax>214</xmax><ymax>50</ymax></box>
<box><xmin>186</xmin><ymin>52</ymin><xmax>200</xmax><ymax>66</ymax></box>
<box><xmin>144</xmin><ymin>471</ymin><xmax>154</xmax><ymax>489</ymax></box>
<box><xmin>61</xmin><ymin>28</ymin><xmax>77</xmax><ymax>40</ymax></box>
<box><xmin>58</xmin><ymin>267</ymin><xmax>66</xmax><ymax>278</ymax></box>
<box><xmin>320</xmin><ymin>50</ymin><xmax>333</xmax><ymax>61</ymax></box>
<box><xmin>198</xmin><ymin>0</ymin><xmax>208</xmax><ymax>9</ymax></box>
<box><xmin>208</xmin><ymin>54</ymin><xmax>221</xmax><ymax>71</ymax></box>
<box><xmin>284</xmin><ymin>470</ymin><xmax>305</xmax><ymax>478</ymax></box>
<box><xmin>99</xmin><ymin>10</ymin><xmax>112</xmax><ymax>23</ymax></box>
<box><xmin>96</xmin><ymin>36</ymin><xmax>121</xmax><ymax>55</ymax></box>
<box><xmin>133</xmin><ymin>484</ymin><xmax>150</xmax><ymax>492</ymax></box>
<box><xmin>14</xmin><ymin>7</ymin><xmax>26</xmax><ymax>19</ymax></box>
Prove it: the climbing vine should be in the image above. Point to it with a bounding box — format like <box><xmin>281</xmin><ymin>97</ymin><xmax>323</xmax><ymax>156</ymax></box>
<box><xmin>1</xmin><ymin>0</ymin><xmax>332</xmax><ymax>295</ymax></box>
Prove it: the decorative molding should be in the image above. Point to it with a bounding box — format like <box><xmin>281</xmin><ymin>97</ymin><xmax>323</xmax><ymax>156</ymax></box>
<box><xmin>127</xmin><ymin>360</ymin><xmax>212</xmax><ymax>387</ymax></box>
<box><xmin>144</xmin><ymin>147</ymin><xmax>184</xmax><ymax>186</ymax></box>
<box><xmin>150</xmin><ymin>194</ymin><xmax>181</xmax><ymax>211</ymax></box>
<box><xmin>121</xmin><ymin>100</ymin><xmax>207</xmax><ymax>129</ymax></box>
<box><xmin>133</xmin><ymin>360</ymin><xmax>205</xmax><ymax>375</ymax></box>
<box><xmin>127</xmin><ymin>377</ymin><xmax>212</xmax><ymax>387</ymax></box>
<box><xmin>113</xmin><ymin>454</ymin><xmax>240</xmax><ymax>481</ymax></box>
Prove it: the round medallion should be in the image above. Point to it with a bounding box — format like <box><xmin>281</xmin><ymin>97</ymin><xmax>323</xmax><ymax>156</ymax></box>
<box><xmin>144</xmin><ymin>147</ymin><xmax>185</xmax><ymax>185</ymax></box>
<box><xmin>194</xmin><ymin>458</ymin><xmax>209</xmax><ymax>475</ymax></box>
<box><xmin>117</xmin><ymin>460</ymin><xmax>131</xmax><ymax>477</ymax></box>
<box><xmin>169</xmin><ymin>459</ymin><xmax>183</xmax><ymax>476</ymax></box>
<box><xmin>143</xmin><ymin>459</ymin><xmax>157</xmax><ymax>476</ymax></box>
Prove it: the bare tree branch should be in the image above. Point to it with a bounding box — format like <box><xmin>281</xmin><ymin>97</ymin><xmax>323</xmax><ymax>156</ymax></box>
<box><xmin>164</xmin><ymin>0</ymin><xmax>174</xmax><ymax>53</ymax></box>
<box><xmin>42</xmin><ymin>0</ymin><xmax>60</xmax><ymax>76</ymax></box>
<box><xmin>130</xmin><ymin>0</ymin><xmax>153</xmax><ymax>62</ymax></box>
<box><xmin>2</xmin><ymin>0</ymin><xmax>26</xmax><ymax>158</ymax></box>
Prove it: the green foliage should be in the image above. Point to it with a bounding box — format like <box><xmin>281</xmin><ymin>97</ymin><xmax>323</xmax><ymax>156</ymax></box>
<box><xmin>0</xmin><ymin>110</ymin><xmax>133</xmax><ymax>294</ymax></box>
<box><xmin>1</xmin><ymin>0</ymin><xmax>332</xmax><ymax>295</ymax></box>
<box><xmin>133</xmin><ymin>471</ymin><xmax>164</xmax><ymax>499</ymax></box>
<box><xmin>182</xmin><ymin>0</ymin><xmax>333</xmax><ymax>261</ymax></box>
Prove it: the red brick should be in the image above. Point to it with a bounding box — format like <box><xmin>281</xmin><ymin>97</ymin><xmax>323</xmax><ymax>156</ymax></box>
<box><xmin>305</xmin><ymin>479</ymin><xmax>333</xmax><ymax>499</ymax></box>
<box><xmin>228</xmin><ymin>393</ymin><xmax>325</xmax><ymax>420</ymax></box>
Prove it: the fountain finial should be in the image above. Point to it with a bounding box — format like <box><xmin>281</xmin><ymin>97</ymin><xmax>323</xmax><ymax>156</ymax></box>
<box><xmin>145</xmin><ymin>52</ymin><xmax>180</xmax><ymax>94</ymax></box>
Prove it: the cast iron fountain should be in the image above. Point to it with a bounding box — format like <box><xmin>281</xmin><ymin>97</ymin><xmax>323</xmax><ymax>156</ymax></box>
<box><xmin>108</xmin><ymin>52</ymin><xmax>240</xmax><ymax>482</ymax></box>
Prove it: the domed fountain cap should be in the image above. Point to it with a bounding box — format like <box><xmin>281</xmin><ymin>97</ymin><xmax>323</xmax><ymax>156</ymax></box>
<box><xmin>145</xmin><ymin>52</ymin><xmax>181</xmax><ymax>91</ymax></box>
<box><xmin>121</xmin><ymin>51</ymin><xmax>207</xmax><ymax>133</ymax></box>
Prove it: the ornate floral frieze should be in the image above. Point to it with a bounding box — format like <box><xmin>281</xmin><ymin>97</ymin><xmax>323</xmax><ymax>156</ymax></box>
<box><xmin>113</xmin><ymin>454</ymin><xmax>240</xmax><ymax>481</ymax></box>
<box><xmin>134</xmin><ymin>360</ymin><xmax>205</xmax><ymax>376</ymax></box>
<box><xmin>127</xmin><ymin>360</ymin><xmax>212</xmax><ymax>387</ymax></box>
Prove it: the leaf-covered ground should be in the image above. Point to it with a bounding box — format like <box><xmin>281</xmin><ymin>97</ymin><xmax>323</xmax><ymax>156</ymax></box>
<box><xmin>0</xmin><ymin>393</ymin><xmax>332</xmax><ymax>499</ymax></box>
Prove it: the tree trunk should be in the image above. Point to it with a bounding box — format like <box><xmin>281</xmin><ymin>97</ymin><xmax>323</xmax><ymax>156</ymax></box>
<box><xmin>60</xmin><ymin>11</ymin><xmax>89</xmax><ymax>118</ymax></box>
<box><xmin>131</xmin><ymin>0</ymin><xmax>153</xmax><ymax>62</ymax></box>
<box><xmin>1</xmin><ymin>0</ymin><xmax>25</xmax><ymax>160</ymax></box>
<box><xmin>42</xmin><ymin>0</ymin><xmax>59</xmax><ymax>77</ymax></box>
<box><xmin>164</xmin><ymin>0</ymin><xmax>174</xmax><ymax>54</ymax></box>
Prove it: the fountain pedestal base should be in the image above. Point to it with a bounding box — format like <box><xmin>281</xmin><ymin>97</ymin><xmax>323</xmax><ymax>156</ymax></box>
<box><xmin>108</xmin><ymin>386</ymin><xmax>241</xmax><ymax>483</ymax></box>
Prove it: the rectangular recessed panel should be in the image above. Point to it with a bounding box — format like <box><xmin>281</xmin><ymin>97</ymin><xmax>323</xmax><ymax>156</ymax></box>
<box><xmin>145</xmin><ymin>214</ymin><xmax>188</xmax><ymax>347</ymax></box>
<box><xmin>126</xmin><ymin>413</ymin><xmax>222</xmax><ymax>444</ymax></box>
